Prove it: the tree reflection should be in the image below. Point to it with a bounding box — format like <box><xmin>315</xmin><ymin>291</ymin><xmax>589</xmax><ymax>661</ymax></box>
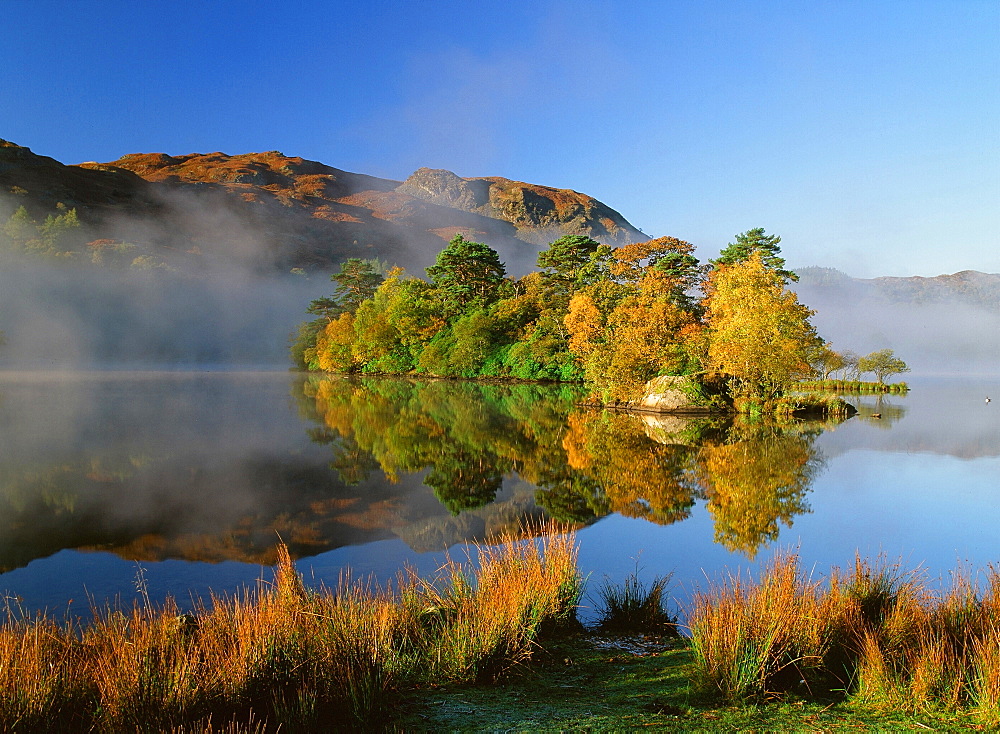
<box><xmin>299</xmin><ymin>376</ymin><xmax>833</xmax><ymax>558</ymax></box>
<box><xmin>556</xmin><ymin>411</ymin><xmax>705</xmax><ymax>525</ymax></box>
<box><xmin>694</xmin><ymin>421</ymin><xmax>824</xmax><ymax>558</ymax></box>
<box><xmin>297</xmin><ymin>375</ymin><xmax>581</xmax><ymax>509</ymax></box>
<box><xmin>0</xmin><ymin>375</ymin><xmax>837</xmax><ymax>573</ymax></box>
<box><xmin>425</xmin><ymin>446</ymin><xmax>503</xmax><ymax>515</ymax></box>
<box><xmin>856</xmin><ymin>394</ymin><xmax>908</xmax><ymax>428</ymax></box>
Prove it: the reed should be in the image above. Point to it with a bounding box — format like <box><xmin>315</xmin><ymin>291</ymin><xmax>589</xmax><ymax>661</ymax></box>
<box><xmin>0</xmin><ymin>528</ymin><xmax>581</xmax><ymax>732</ymax></box>
<box><xmin>798</xmin><ymin>379</ymin><xmax>909</xmax><ymax>394</ymax></box>
<box><xmin>687</xmin><ymin>552</ymin><xmax>833</xmax><ymax>700</ymax></box>
<box><xmin>688</xmin><ymin>553</ymin><xmax>1000</xmax><ymax>723</ymax></box>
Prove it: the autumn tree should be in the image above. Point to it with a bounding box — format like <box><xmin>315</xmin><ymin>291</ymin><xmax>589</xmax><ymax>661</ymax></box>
<box><xmin>858</xmin><ymin>348</ymin><xmax>910</xmax><ymax>384</ymax></box>
<box><xmin>611</xmin><ymin>236</ymin><xmax>704</xmax><ymax>310</ymax></box>
<box><xmin>840</xmin><ymin>350</ymin><xmax>861</xmax><ymax>380</ymax></box>
<box><xmin>313</xmin><ymin>312</ymin><xmax>356</xmax><ymax>373</ymax></box>
<box><xmin>704</xmin><ymin>252</ymin><xmax>821</xmax><ymax>409</ymax></box>
<box><xmin>809</xmin><ymin>345</ymin><xmax>847</xmax><ymax>380</ymax></box>
<box><xmin>565</xmin><ymin>238</ymin><xmax>706</xmax><ymax>402</ymax></box>
<box><xmin>353</xmin><ymin>269</ymin><xmax>444</xmax><ymax>373</ymax></box>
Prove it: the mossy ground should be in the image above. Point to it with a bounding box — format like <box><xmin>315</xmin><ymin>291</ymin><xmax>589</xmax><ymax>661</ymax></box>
<box><xmin>396</xmin><ymin>634</ymin><xmax>983</xmax><ymax>732</ymax></box>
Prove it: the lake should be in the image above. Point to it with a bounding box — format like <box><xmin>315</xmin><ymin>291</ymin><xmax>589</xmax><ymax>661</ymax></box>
<box><xmin>0</xmin><ymin>370</ymin><xmax>998</xmax><ymax>621</ymax></box>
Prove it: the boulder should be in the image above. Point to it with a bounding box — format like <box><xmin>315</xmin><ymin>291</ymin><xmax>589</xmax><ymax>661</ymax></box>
<box><xmin>634</xmin><ymin>375</ymin><xmax>717</xmax><ymax>414</ymax></box>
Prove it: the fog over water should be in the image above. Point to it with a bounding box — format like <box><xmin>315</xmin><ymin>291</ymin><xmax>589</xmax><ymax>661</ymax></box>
<box><xmin>795</xmin><ymin>280</ymin><xmax>1000</xmax><ymax>378</ymax></box>
<box><xmin>0</xmin><ymin>266</ymin><xmax>334</xmax><ymax>369</ymax></box>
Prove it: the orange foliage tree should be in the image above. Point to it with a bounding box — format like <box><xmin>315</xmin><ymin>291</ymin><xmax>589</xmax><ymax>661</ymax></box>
<box><xmin>565</xmin><ymin>239</ymin><xmax>705</xmax><ymax>401</ymax></box>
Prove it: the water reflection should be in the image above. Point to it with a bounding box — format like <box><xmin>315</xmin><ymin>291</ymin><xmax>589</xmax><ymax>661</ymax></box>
<box><xmin>298</xmin><ymin>376</ymin><xmax>838</xmax><ymax>559</ymax></box>
<box><xmin>5</xmin><ymin>373</ymin><xmax>1000</xmax><ymax>620</ymax></box>
<box><xmin>695</xmin><ymin>423</ymin><xmax>824</xmax><ymax>557</ymax></box>
<box><xmin>0</xmin><ymin>372</ymin><xmax>848</xmax><ymax>584</ymax></box>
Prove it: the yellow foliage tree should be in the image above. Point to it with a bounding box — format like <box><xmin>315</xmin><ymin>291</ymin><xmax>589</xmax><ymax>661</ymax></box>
<box><xmin>704</xmin><ymin>252</ymin><xmax>821</xmax><ymax>408</ymax></box>
<box><xmin>314</xmin><ymin>312</ymin><xmax>355</xmax><ymax>373</ymax></box>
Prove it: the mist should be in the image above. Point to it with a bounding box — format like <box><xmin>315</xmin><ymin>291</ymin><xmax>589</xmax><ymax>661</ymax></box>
<box><xmin>0</xmin><ymin>266</ymin><xmax>336</xmax><ymax>369</ymax></box>
<box><xmin>796</xmin><ymin>276</ymin><xmax>1000</xmax><ymax>377</ymax></box>
<box><xmin>0</xmin><ymin>179</ymin><xmax>359</xmax><ymax>369</ymax></box>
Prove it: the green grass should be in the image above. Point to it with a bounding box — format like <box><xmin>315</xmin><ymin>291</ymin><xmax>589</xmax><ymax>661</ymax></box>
<box><xmin>396</xmin><ymin>635</ymin><xmax>974</xmax><ymax>731</ymax></box>
<box><xmin>799</xmin><ymin>379</ymin><xmax>909</xmax><ymax>394</ymax></box>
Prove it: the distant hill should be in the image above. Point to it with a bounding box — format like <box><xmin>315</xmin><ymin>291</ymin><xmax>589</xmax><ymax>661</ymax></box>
<box><xmin>798</xmin><ymin>266</ymin><xmax>1000</xmax><ymax>309</ymax></box>
<box><xmin>0</xmin><ymin>140</ymin><xmax>644</xmax><ymax>274</ymax></box>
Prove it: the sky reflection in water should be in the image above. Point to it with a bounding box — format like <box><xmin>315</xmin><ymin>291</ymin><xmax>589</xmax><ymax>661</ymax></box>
<box><xmin>0</xmin><ymin>372</ymin><xmax>997</xmax><ymax>618</ymax></box>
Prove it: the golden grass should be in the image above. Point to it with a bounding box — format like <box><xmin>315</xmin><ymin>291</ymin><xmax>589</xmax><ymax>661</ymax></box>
<box><xmin>688</xmin><ymin>553</ymin><xmax>1000</xmax><ymax>722</ymax></box>
<box><xmin>0</xmin><ymin>528</ymin><xmax>581</xmax><ymax>732</ymax></box>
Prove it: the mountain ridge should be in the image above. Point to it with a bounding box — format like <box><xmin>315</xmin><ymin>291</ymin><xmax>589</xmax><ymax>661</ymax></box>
<box><xmin>798</xmin><ymin>265</ymin><xmax>1000</xmax><ymax>308</ymax></box>
<box><xmin>0</xmin><ymin>140</ymin><xmax>645</xmax><ymax>274</ymax></box>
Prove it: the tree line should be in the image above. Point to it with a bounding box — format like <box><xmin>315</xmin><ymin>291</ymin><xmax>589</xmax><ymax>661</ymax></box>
<box><xmin>293</xmin><ymin>228</ymin><xmax>906</xmax><ymax>412</ymax></box>
<box><xmin>1</xmin><ymin>203</ymin><xmax>169</xmax><ymax>269</ymax></box>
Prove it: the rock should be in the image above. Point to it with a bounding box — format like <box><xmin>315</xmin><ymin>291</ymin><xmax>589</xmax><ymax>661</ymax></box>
<box><xmin>634</xmin><ymin>375</ymin><xmax>717</xmax><ymax>414</ymax></box>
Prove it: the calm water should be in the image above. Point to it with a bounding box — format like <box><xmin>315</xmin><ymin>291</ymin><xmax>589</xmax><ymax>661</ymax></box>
<box><xmin>0</xmin><ymin>371</ymin><xmax>998</xmax><ymax>619</ymax></box>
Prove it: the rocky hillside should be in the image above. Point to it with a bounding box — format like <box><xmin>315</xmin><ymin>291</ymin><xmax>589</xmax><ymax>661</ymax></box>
<box><xmin>397</xmin><ymin>167</ymin><xmax>638</xmax><ymax>246</ymax></box>
<box><xmin>0</xmin><ymin>140</ymin><xmax>645</xmax><ymax>273</ymax></box>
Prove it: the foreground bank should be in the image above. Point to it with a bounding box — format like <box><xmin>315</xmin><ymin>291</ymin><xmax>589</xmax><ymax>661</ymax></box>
<box><xmin>2</xmin><ymin>531</ymin><xmax>996</xmax><ymax>731</ymax></box>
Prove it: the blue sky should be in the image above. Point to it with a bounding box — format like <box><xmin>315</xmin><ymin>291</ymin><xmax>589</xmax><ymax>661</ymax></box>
<box><xmin>1</xmin><ymin>0</ymin><xmax>996</xmax><ymax>277</ymax></box>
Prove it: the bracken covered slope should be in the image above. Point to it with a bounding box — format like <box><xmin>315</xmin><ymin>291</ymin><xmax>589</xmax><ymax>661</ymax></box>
<box><xmin>0</xmin><ymin>140</ymin><xmax>645</xmax><ymax>273</ymax></box>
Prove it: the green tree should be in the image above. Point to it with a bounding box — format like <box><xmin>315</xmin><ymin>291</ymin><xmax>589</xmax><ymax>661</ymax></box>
<box><xmin>712</xmin><ymin>228</ymin><xmax>796</xmax><ymax>282</ymax></box>
<box><xmin>536</xmin><ymin>235</ymin><xmax>610</xmax><ymax>302</ymax></box>
<box><xmin>2</xmin><ymin>206</ymin><xmax>36</xmax><ymax>251</ymax></box>
<box><xmin>858</xmin><ymin>348</ymin><xmax>910</xmax><ymax>384</ymax></box>
<box><xmin>39</xmin><ymin>208</ymin><xmax>81</xmax><ymax>252</ymax></box>
<box><xmin>426</xmin><ymin>234</ymin><xmax>506</xmax><ymax>316</ymax></box>
<box><xmin>308</xmin><ymin>258</ymin><xmax>385</xmax><ymax>319</ymax></box>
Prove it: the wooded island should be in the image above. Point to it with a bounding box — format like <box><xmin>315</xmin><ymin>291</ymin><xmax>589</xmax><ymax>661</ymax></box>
<box><xmin>294</xmin><ymin>229</ymin><xmax>905</xmax><ymax>414</ymax></box>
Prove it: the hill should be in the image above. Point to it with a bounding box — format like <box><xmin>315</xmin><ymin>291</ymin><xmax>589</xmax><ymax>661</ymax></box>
<box><xmin>798</xmin><ymin>266</ymin><xmax>1000</xmax><ymax>308</ymax></box>
<box><xmin>0</xmin><ymin>140</ymin><xmax>644</xmax><ymax>274</ymax></box>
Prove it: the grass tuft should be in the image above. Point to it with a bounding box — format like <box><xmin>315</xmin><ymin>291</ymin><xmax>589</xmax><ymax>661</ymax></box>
<box><xmin>591</xmin><ymin>568</ymin><xmax>677</xmax><ymax>636</ymax></box>
<box><xmin>687</xmin><ymin>551</ymin><xmax>1000</xmax><ymax>725</ymax></box>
